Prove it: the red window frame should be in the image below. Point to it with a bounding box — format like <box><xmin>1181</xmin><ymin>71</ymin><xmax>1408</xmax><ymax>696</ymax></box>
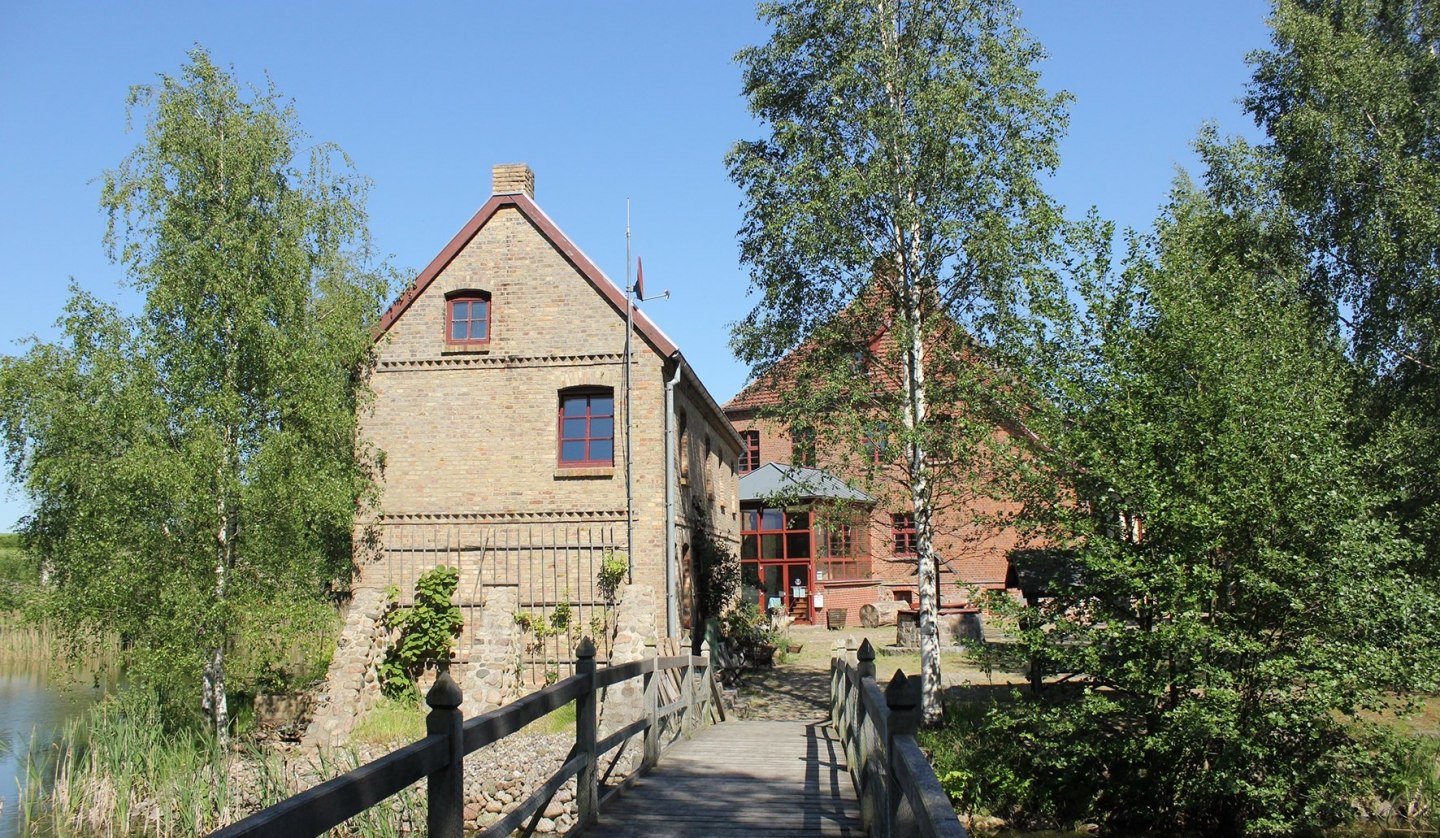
<box><xmin>558</xmin><ymin>389</ymin><xmax>615</xmax><ymax>468</ymax></box>
<box><xmin>741</xmin><ymin>508</ymin><xmax>813</xmax><ymax>563</ymax></box>
<box><xmin>864</xmin><ymin>424</ymin><xmax>888</xmax><ymax>465</ymax></box>
<box><xmin>739</xmin><ymin>430</ymin><xmax>760</xmax><ymax>474</ymax></box>
<box><xmin>446</xmin><ymin>291</ymin><xmax>491</xmax><ymax>345</ymax></box>
<box><xmin>892</xmin><ymin>512</ymin><xmax>917</xmax><ymax>555</ymax></box>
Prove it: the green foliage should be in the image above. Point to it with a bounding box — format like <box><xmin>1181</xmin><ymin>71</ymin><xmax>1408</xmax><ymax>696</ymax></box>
<box><xmin>957</xmin><ymin>174</ymin><xmax>1440</xmax><ymax>834</ymax></box>
<box><xmin>1248</xmin><ymin>0</ymin><xmax>1440</xmax><ymax>376</ymax></box>
<box><xmin>228</xmin><ymin>597</ymin><xmax>339</xmax><ymax>694</ymax></box>
<box><xmin>720</xmin><ymin>601</ymin><xmax>779</xmax><ymax>667</ymax></box>
<box><xmin>728</xmin><ymin>0</ymin><xmax>1079</xmax><ymax>720</ymax></box>
<box><xmin>0</xmin><ymin>48</ymin><xmax>390</xmax><ymax>735</ymax></box>
<box><xmin>379</xmin><ymin>566</ymin><xmax>463</xmax><ymax>698</ymax></box>
<box><xmin>1247</xmin><ymin>0</ymin><xmax>1440</xmax><ymax>571</ymax></box>
<box><xmin>0</xmin><ymin>532</ymin><xmax>39</xmax><ymax>613</ymax></box>
<box><xmin>690</xmin><ymin>504</ymin><xmax>739</xmax><ymax>655</ymax></box>
<box><xmin>597</xmin><ymin>549</ymin><xmax>627</xmax><ymax>604</ymax></box>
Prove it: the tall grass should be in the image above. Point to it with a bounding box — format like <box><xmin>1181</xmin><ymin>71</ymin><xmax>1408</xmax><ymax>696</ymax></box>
<box><xmin>0</xmin><ymin>613</ymin><xmax>55</xmax><ymax>662</ymax></box>
<box><xmin>1382</xmin><ymin>734</ymin><xmax>1440</xmax><ymax>826</ymax></box>
<box><xmin>19</xmin><ymin>690</ymin><xmax>422</xmax><ymax>836</ymax></box>
<box><xmin>0</xmin><ymin>617</ymin><xmax>121</xmax><ymax>696</ymax></box>
<box><xmin>350</xmin><ymin>695</ymin><xmax>426</xmax><ymax>746</ymax></box>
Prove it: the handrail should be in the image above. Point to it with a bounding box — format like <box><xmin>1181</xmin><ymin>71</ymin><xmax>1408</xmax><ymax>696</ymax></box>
<box><xmin>209</xmin><ymin>636</ymin><xmax>722</xmax><ymax>837</ymax></box>
<box><xmin>830</xmin><ymin>638</ymin><xmax>968</xmax><ymax>838</ymax></box>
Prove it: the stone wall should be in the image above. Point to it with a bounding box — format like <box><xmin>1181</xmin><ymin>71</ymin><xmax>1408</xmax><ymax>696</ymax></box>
<box><xmin>303</xmin><ymin>587</ymin><xmax>389</xmax><ymax>749</ymax></box>
<box><xmin>601</xmin><ymin>584</ymin><xmax>658</xmax><ymax>729</ymax></box>
<box><xmin>460</xmin><ymin>585</ymin><xmax>521</xmax><ymax>716</ymax></box>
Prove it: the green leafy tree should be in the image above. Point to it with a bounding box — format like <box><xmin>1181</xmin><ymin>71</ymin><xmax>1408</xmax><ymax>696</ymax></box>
<box><xmin>0</xmin><ymin>49</ymin><xmax>388</xmax><ymax>740</ymax></box>
<box><xmin>951</xmin><ymin>170</ymin><xmax>1440</xmax><ymax>834</ymax></box>
<box><xmin>728</xmin><ymin>0</ymin><xmax>1073</xmax><ymax>721</ymax></box>
<box><xmin>0</xmin><ymin>533</ymin><xmax>39</xmax><ymax>613</ymax></box>
<box><xmin>1247</xmin><ymin>0</ymin><xmax>1440</xmax><ymax>560</ymax></box>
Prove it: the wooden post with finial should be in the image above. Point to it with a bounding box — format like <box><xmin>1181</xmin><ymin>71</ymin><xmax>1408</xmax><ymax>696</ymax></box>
<box><xmin>425</xmin><ymin>664</ymin><xmax>464</xmax><ymax>838</ymax></box>
<box><xmin>885</xmin><ymin>671</ymin><xmax>922</xmax><ymax>838</ymax></box>
<box><xmin>575</xmin><ymin>636</ymin><xmax>599</xmax><ymax>829</ymax></box>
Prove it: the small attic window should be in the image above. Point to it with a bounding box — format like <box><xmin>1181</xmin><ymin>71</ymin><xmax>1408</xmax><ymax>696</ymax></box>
<box><xmin>446</xmin><ymin>290</ymin><xmax>491</xmax><ymax>345</ymax></box>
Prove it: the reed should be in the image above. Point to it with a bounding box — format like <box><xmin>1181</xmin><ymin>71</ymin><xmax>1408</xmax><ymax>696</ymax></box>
<box><xmin>19</xmin><ymin>691</ymin><xmax>421</xmax><ymax>836</ymax></box>
<box><xmin>0</xmin><ymin>613</ymin><xmax>121</xmax><ymax>680</ymax></box>
<box><xmin>0</xmin><ymin>613</ymin><xmax>53</xmax><ymax>662</ymax></box>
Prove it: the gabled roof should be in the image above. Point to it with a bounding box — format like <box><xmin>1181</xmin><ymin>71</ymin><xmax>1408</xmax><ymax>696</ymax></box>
<box><xmin>373</xmin><ymin>192</ymin><xmax>679</xmax><ymax>359</ymax></box>
<box><xmin>739</xmin><ymin>462</ymin><xmax>873</xmax><ymax>503</ymax></box>
<box><xmin>725</xmin><ymin>376</ymin><xmax>784</xmax><ymax>412</ymax></box>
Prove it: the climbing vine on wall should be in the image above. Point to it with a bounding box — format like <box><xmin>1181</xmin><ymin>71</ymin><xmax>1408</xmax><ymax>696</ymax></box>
<box><xmin>691</xmin><ymin>503</ymin><xmax>739</xmax><ymax>654</ymax></box>
<box><xmin>378</xmin><ymin>565</ymin><xmax>463</xmax><ymax>698</ymax></box>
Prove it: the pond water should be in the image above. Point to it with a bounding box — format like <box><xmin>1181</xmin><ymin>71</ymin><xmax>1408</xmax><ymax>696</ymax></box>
<box><xmin>0</xmin><ymin>658</ymin><xmax>110</xmax><ymax>838</ymax></box>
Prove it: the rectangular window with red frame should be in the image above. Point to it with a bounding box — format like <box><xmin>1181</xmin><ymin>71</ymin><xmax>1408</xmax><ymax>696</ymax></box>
<box><xmin>739</xmin><ymin>430</ymin><xmax>760</xmax><ymax>473</ymax></box>
<box><xmin>446</xmin><ymin>292</ymin><xmax>491</xmax><ymax>344</ymax></box>
<box><xmin>558</xmin><ymin>389</ymin><xmax>614</xmax><ymax>467</ymax></box>
<box><xmin>892</xmin><ymin>512</ymin><xmax>917</xmax><ymax>555</ymax></box>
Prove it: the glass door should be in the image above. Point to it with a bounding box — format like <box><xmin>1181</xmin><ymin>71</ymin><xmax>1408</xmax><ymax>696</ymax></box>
<box><xmin>784</xmin><ymin>563</ymin><xmax>811</xmax><ymax>623</ymax></box>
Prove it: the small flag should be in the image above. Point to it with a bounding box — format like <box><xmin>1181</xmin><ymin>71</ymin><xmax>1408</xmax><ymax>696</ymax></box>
<box><xmin>634</xmin><ymin>257</ymin><xmax>644</xmax><ymax>298</ymax></box>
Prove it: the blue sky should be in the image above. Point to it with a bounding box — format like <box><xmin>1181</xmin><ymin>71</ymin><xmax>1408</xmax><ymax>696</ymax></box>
<box><xmin>0</xmin><ymin>1</ymin><xmax>1271</xmax><ymax>531</ymax></box>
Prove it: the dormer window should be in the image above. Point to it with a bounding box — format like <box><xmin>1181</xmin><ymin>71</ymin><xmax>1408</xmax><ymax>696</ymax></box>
<box><xmin>446</xmin><ymin>290</ymin><xmax>491</xmax><ymax>346</ymax></box>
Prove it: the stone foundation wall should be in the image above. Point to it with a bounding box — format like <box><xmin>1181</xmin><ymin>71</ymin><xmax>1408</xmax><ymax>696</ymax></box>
<box><xmin>303</xmin><ymin>587</ymin><xmax>389</xmax><ymax>749</ymax></box>
<box><xmin>460</xmin><ymin>585</ymin><xmax>522</xmax><ymax>716</ymax></box>
<box><xmin>600</xmin><ymin>584</ymin><xmax>659</xmax><ymax>729</ymax></box>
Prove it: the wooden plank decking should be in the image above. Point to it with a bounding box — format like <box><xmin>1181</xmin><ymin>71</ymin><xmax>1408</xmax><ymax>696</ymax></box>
<box><xmin>585</xmin><ymin>720</ymin><xmax>864</xmax><ymax>837</ymax></box>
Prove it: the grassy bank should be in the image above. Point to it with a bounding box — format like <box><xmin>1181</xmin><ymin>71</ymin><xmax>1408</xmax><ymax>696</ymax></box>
<box><xmin>19</xmin><ymin>692</ymin><xmax>421</xmax><ymax>836</ymax></box>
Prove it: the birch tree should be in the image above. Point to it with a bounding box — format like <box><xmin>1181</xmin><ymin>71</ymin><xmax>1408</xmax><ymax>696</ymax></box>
<box><xmin>0</xmin><ymin>50</ymin><xmax>387</xmax><ymax>740</ymax></box>
<box><xmin>1248</xmin><ymin>0</ymin><xmax>1440</xmax><ymax>565</ymax></box>
<box><xmin>728</xmin><ymin>0</ymin><xmax>1072</xmax><ymax>722</ymax></box>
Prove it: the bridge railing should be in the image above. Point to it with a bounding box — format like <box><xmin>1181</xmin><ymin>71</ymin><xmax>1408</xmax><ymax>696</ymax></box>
<box><xmin>831</xmin><ymin>638</ymin><xmax>967</xmax><ymax>838</ymax></box>
<box><xmin>209</xmin><ymin>636</ymin><xmax>722</xmax><ymax>838</ymax></box>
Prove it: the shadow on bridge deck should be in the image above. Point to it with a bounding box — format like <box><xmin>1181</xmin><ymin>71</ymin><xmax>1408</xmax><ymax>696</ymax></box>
<box><xmin>584</xmin><ymin>719</ymin><xmax>864</xmax><ymax>837</ymax></box>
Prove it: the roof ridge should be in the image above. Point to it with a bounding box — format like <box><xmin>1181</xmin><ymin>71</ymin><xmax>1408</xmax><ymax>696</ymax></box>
<box><xmin>373</xmin><ymin>193</ymin><xmax>678</xmax><ymax>359</ymax></box>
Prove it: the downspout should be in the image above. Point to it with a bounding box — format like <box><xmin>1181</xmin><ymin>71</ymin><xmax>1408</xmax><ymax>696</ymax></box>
<box><xmin>663</xmin><ymin>358</ymin><xmax>683</xmax><ymax>641</ymax></box>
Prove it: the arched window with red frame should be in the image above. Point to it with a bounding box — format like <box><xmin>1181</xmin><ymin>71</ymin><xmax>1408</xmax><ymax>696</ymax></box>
<box><xmin>558</xmin><ymin>388</ymin><xmax>615</xmax><ymax>467</ymax></box>
<box><xmin>445</xmin><ymin>290</ymin><xmax>491</xmax><ymax>345</ymax></box>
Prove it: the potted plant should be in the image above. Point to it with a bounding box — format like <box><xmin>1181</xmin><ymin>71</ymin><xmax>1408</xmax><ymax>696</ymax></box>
<box><xmin>722</xmin><ymin>602</ymin><xmax>781</xmax><ymax>667</ymax></box>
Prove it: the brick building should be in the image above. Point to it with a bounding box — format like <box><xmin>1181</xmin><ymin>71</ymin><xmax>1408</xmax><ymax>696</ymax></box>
<box><xmin>309</xmin><ymin>165</ymin><xmax>739</xmax><ymax>736</ymax></box>
<box><xmin>723</xmin><ymin>337</ymin><xmax>1023</xmax><ymax>629</ymax></box>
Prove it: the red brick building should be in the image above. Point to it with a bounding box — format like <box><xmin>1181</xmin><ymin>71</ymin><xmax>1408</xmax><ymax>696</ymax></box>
<box><xmin>724</xmin><ymin>342</ymin><xmax>1023</xmax><ymax>629</ymax></box>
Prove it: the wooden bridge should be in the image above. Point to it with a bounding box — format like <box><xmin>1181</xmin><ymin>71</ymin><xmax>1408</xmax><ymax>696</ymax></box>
<box><xmin>209</xmin><ymin>639</ymin><xmax>964</xmax><ymax>838</ymax></box>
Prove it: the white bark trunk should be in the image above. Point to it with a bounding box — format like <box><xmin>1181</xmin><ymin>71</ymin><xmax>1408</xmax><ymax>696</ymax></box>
<box><xmin>879</xmin><ymin>0</ymin><xmax>942</xmax><ymax>724</ymax></box>
<box><xmin>210</xmin><ymin>465</ymin><xmax>231</xmax><ymax>747</ymax></box>
<box><xmin>903</xmin><ymin>286</ymin><xmax>943</xmax><ymax>725</ymax></box>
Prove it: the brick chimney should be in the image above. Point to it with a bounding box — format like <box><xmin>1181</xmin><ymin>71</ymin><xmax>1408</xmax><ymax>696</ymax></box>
<box><xmin>492</xmin><ymin>163</ymin><xmax>535</xmax><ymax>199</ymax></box>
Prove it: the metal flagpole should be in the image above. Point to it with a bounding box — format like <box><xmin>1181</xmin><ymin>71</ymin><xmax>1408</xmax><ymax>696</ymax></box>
<box><xmin>624</xmin><ymin>202</ymin><xmax>634</xmax><ymax>582</ymax></box>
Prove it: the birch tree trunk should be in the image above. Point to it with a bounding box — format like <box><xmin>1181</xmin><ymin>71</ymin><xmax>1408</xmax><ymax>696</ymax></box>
<box><xmin>207</xmin><ymin>481</ymin><xmax>231</xmax><ymax>746</ymax></box>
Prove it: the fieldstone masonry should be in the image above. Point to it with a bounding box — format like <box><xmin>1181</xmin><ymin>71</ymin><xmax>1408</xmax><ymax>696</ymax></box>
<box><xmin>601</xmin><ymin>584</ymin><xmax>659</xmax><ymax>729</ymax></box>
<box><xmin>304</xmin><ymin>587</ymin><xmax>389</xmax><ymax>749</ymax></box>
<box><xmin>461</xmin><ymin>585</ymin><xmax>522</xmax><ymax>716</ymax></box>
